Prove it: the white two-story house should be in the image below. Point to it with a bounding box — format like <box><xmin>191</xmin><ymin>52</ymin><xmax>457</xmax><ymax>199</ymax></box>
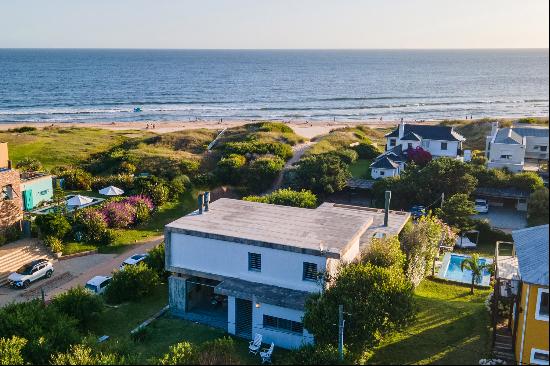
<box><xmin>485</xmin><ymin>123</ymin><xmax>549</xmax><ymax>173</ymax></box>
<box><xmin>165</xmin><ymin>197</ymin><xmax>410</xmax><ymax>349</ymax></box>
<box><xmin>370</xmin><ymin>121</ymin><xmax>465</xmax><ymax>179</ymax></box>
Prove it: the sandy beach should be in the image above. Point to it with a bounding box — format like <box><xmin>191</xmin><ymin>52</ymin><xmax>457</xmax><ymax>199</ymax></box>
<box><xmin>0</xmin><ymin>119</ymin><xmax>440</xmax><ymax>139</ymax></box>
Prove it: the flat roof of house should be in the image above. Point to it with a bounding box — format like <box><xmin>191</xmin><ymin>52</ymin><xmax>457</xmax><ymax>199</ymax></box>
<box><xmin>20</xmin><ymin>172</ymin><xmax>52</xmax><ymax>183</ymax></box>
<box><xmin>166</xmin><ymin>198</ymin><xmax>410</xmax><ymax>258</ymax></box>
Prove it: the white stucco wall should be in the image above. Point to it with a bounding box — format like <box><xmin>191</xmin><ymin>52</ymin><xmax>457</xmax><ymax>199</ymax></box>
<box><xmin>252</xmin><ymin>298</ymin><xmax>314</xmax><ymax>349</ymax></box>
<box><xmin>168</xmin><ymin>233</ymin><xmax>327</xmax><ymax>293</ymax></box>
<box><xmin>487</xmin><ymin>143</ymin><xmax>525</xmax><ymax>166</ymax></box>
<box><xmin>524</xmin><ymin>136</ymin><xmax>549</xmax><ymax>159</ymax></box>
<box><xmin>423</xmin><ymin>140</ymin><xmax>460</xmax><ymax>157</ymax></box>
<box><xmin>371</xmin><ymin>167</ymin><xmax>398</xmax><ymax>179</ymax></box>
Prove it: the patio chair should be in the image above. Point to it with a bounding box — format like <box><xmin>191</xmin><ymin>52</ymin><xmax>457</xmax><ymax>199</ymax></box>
<box><xmin>260</xmin><ymin>342</ymin><xmax>274</xmax><ymax>364</ymax></box>
<box><xmin>248</xmin><ymin>333</ymin><xmax>262</xmax><ymax>355</ymax></box>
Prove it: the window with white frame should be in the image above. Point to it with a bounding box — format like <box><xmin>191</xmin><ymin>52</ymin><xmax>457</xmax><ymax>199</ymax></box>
<box><xmin>535</xmin><ymin>288</ymin><xmax>549</xmax><ymax>321</ymax></box>
<box><xmin>530</xmin><ymin>348</ymin><xmax>549</xmax><ymax>365</ymax></box>
<box><xmin>441</xmin><ymin>142</ymin><xmax>448</xmax><ymax>150</ymax></box>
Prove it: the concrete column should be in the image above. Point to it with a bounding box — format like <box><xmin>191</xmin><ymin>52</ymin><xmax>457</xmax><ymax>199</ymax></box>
<box><xmin>227</xmin><ymin>296</ymin><xmax>236</xmax><ymax>335</ymax></box>
<box><xmin>168</xmin><ymin>276</ymin><xmax>187</xmax><ymax>316</ymax></box>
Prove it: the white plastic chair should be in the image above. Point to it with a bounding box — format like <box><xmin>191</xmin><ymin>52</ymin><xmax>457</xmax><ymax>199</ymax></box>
<box><xmin>248</xmin><ymin>333</ymin><xmax>262</xmax><ymax>355</ymax></box>
<box><xmin>260</xmin><ymin>342</ymin><xmax>274</xmax><ymax>364</ymax></box>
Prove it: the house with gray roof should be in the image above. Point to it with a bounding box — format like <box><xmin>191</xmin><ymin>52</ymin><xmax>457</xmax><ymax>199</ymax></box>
<box><xmin>486</xmin><ymin>122</ymin><xmax>549</xmax><ymax>172</ymax></box>
<box><xmin>369</xmin><ymin>121</ymin><xmax>465</xmax><ymax>179</ymax></box>
<box><xmin>165</xmin><ymin>196</ymin><xmax>410</xmax><ymax>349</ymax></box>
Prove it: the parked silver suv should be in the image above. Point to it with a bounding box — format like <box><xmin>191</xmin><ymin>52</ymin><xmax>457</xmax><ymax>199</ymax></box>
<box><xmin>8</xmin><ymin>259</ymin><xmax>54</xmax><ymax>289</ymax></box>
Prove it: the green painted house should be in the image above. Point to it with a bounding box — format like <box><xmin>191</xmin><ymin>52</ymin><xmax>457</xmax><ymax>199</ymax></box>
<box><xmin>20</xmin><ymin>172</ymin><xmax>53</xmax><ymax>211</ymax></box>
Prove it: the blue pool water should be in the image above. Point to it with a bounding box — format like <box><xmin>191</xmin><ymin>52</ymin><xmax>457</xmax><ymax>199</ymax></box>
<box><xmin>440</xmin><ymin>253</ymin><xmax>492</xmax><ymax>287</ymax></box>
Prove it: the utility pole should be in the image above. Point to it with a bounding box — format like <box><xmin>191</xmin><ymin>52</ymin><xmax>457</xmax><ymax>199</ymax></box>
<box><xmin>338</xmin><ymin>305</ymin><xmax>344</xmax><ymax>361</ymax></box>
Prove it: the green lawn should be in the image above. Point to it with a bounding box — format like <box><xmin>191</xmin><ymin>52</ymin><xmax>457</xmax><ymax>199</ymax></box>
<box><xmin>349</xmin><ymin>159</ymin><xmax>372</xmax><ymax>179</ymax></box>
<box><xmin>93</xmin><ymin>284</ymin><xmax>286</xmax><ymax>365</ymax></box>
<box><xmin>367</xmin><ymin>279</ymin><xmax>491</xmax><ymax>365</ymax></box>
<box><xmin>0</xmin><ymin>127</ymin><xmax>151</xmax><ymax>170</ymax></box>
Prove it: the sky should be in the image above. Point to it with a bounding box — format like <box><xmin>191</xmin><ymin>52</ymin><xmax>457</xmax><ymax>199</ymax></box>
<box><xmin>0</xmin><ymin>0</ymin><xmax>548</xmax><ymax>49</ymax></box>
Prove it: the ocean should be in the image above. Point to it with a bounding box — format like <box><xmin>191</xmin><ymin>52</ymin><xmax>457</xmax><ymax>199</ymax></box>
<box><xmin>0</xmin><ymin>49</ymin><xmax>548</xmax><ymax>123</ymax></box>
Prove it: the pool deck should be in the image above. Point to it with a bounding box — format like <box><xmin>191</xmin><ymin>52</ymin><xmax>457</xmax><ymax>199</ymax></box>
<box><xmin>436</xmin><ymin>252</ymin><xmax>493</xmax><ymax>287</ymax></box>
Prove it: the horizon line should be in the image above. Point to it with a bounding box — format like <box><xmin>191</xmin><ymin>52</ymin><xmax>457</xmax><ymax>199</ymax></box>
<box><xmin>0</xmin><ymin>47</ymin><xmax>548</xmax><ymax>51</ymax></box>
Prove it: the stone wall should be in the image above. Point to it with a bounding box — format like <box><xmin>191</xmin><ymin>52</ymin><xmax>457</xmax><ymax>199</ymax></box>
<box><xmin>0</xmin><ymin>169</ymin><xmax>23</xmax><ymax>231</ymax></box>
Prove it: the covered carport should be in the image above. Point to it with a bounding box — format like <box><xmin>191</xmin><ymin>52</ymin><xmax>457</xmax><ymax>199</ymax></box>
<box><xmin>473</xmin><ymin>187</ymin><xmax>529</xmax><ymax>232</ymax></box>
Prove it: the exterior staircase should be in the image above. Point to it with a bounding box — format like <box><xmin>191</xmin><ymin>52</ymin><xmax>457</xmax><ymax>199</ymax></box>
<box><xmin>493</xmin><ymin>323</ymin><xmax>516</xmax><ymax>364</ymax></box>
<box><xmin>0</xmin><ymin>239</ymin><xmax>54</xmax><ymax>287</ymax></box>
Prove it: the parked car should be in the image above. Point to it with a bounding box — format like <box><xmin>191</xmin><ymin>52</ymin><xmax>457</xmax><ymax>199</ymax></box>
<box><xmin>85</xmin><ymin>275</ymin><xmax>112</xmax><ymax>295</ymax></box>
<box><xmin>8</xmin><ymin>259</ymin><xmax>54</xmax><ymax>289</ymax></box>
<box><xmin>410</xmin><ymin>205</ymin><xmax>427</xmax><ymax>219</ymax></box>
<box><xmin>474</xmin><ymin>198</ymin><xmax>489</xmax><ymax>214</ymax></box>
<box><xmin>119</xmin><ymin>253</ymin><xmax>149</xmax><ymax>270</ymax></box>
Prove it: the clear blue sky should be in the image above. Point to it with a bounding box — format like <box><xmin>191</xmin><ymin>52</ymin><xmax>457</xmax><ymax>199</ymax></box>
<box><xmin>1</xmin><ymin>0</ymin><xmax>548</xmax><ymax>49</ymax></box>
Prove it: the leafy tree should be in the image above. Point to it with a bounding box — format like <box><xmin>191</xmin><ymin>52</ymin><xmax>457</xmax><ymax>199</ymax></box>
<box><xmin>145</xmin><ymin>242</ymin><xmax>168</xmax><ymax>279</ymax></box>
<box><xmin>15</xmin><ymin>157</ymin><xmax>43</xmax><ymax>172</ymax></box>
<box><xmin>0</xmin><ymin>336</ymin><xmax>27</xmax><ymax>365</ymax></box>
<box><xmin>400</xmin><ymin>215</ymin><xmax>456</xmax><ymax>286</ymax></box>
<box><xmin>34</xmin><ymin>213</ymin><xmax>71</xmax><ymax>239</ymax></box>
<box><xmin>104</xmin><ymin>263</ymin><xmax>160</xmax><ymax>304</ymax></box>
<box><xmin>134</xmin><ymin>176</ymin><xmax>170</xmax><ymax>206</ymax></box>
<box><xmin>243</xmin><ymin>188</ymin><xmax>317</xmax><ymax>208</ymax></box>
<box><xmin>362</xmin><ymin>236</ymin><xmax>405</xmax><ymax>270</ymax></box>
<box><xmin>289</xmin><ymin>153</ymin><xmax>351</xmax><ymax>196</ymax></box>
<box><xmin>51</xmin><ymin>286</ymin><xmax>105</xmax><ymax>330</ymax></box>
<box><xmin>50</xmin><ymin>344</ymin><xmax>125</xmax><ymax>365</ymax></box>
<box><xmin>158</xmin><ymin>338</ymin><xmax>239</xmax><ymax>365</ymax></box>
<box><xmin>435</xmin><ymin>193</ymin><xmax>476</xmax><ymax>232</ymax></box>
<box><xmin>0</xmin><ymin>300</ymin><xmax>80</xmax><ymax>364</ymax></box>
<box><xmin>527</xmin><ymin>187</ymin><xmax>549</xmax><ymax>226</ymax></box>
<box><xmin>509</xmin><ymin>172</ymin><xmax>545</xmax><ymax>192</ymax></box>
<box><xmin>460</xmin><ymin>254</ymin><xmax>493</xmax><ymax>294</ymax></box>
<box><xmin>353</xmin><ymin>142</ymin><xmax>381</xmax><ymax>159</ymax></box>
<box><xmin>331</xmin><ymin>149</ymin><xmax>358</xmax><ymax>165</ymax></box>
<box><xmin>303</xmin><ymin>262</ymin><xmax>414</xmax><ymax>356</ymax></box>
<box><xmin>216</xmin><ymin>154</ymin><xmax>247</xmax><ymax>185</ymax></box>
<box><xmin>406</xmin><ymin>146</ymin><xmax>432</xmax><ymax>166</ymax></box>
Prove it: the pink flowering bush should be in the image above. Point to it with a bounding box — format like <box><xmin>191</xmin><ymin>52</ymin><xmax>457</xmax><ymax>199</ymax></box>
<box><xmin>99</xmin><ymin>195</ymin><xmax>155</xmax><ymax>229</ymax></box>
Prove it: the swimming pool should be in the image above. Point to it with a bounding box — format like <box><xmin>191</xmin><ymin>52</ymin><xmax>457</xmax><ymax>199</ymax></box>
<box><xmin>437</xmin><ymin>253</ymin><xmax>493</xmax><ymax>287</ymax></box>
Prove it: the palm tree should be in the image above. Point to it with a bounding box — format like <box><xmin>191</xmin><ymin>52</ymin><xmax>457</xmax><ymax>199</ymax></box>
<box><xmin>460</xmin><ymin>253</ymin><xmax>493</xmax><ymax>294</ymax></box>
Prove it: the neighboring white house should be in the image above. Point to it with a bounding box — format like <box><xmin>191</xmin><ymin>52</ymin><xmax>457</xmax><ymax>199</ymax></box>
<box><xmin>165</xmin><ymin>197</ymin><xmax>410</xmax><ymax>349</ymax></box>
<box><xmin>485</xmin><ymin>123</ymin><xmax>549</xmax><ymax>172</ymax></box>
<box><xmin>370</xmin><ymin>121</ymin><xmax>465</xmax><ymax>179</ymax></box>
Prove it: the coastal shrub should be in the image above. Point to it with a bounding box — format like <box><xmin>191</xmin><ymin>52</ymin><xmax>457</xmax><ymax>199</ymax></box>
<box><xmin>243</xmin><ymin>188</ymin><xmax>317</xmax><ymax>208</ymax></box>
<box><xmin>117</xmin><ymin>161</ymin><xmax>136</xmax><ymax>175</ymax></box>
<box><xmin>145</xmin><ymin>243</ymin><xmax>168</xmax><ymax>279</ymax></box>
<box><xmin>15</xmin><ymin>157</ymin><xmax>43</xmax><ymax>172</ymax></box>
<box><xmin>0</xmin><ymin>224</ymin><xmax>21</xmax><ymax>246</ymax></box>
<box><xmin>288</xmin><ymin>153</ymin><xmax>351</xmax><ymax>196</ymax></box>
<box><xmin>473</xmin><ymin>219</ymin><xmax>512</xmax><ymax>245</ymax></box>
<box><xmin>133</xmin><ymin>176</ymin><xmax>171</xmax><ymax>206</ymax></box>
<box><xmin>44</xmin><ymin>235</ymin><xmax>64</xmax><ymax>253</ymax></box>
<box><xmin>331</xmin><ymin>149</ymin><xmax>359</xmax><ymax>164</ymax></box>
<box><xmin>51</xmin><ymin>286</ymin><xmax>105</xmax><ymax>330</ymax></box>
<box><xmin>527</xmin><ymin>187</ymin><xmax>549</xmax><ymax>226</ymax></box>
<box><xmin>196</xmin><ymin>337</ymin><xmax>240</xmax><ymax>365</ymax></box>
<box><xmin>244</xmin><ymin>156</ymin><xmax>285</xmax><ymax>193</ymax></box>
<box><xmin>8</xmin><ymin>126</ymin><xmax>36</xmax><ymax>133</ymax></box>
<box><xmin>74</xmin><ymin>208</ymin><xmax>112</xmax><ymax>245</ymax></box>
<box><xmin>285</xmin><ymin>344</ymin><xmax>344</xmax><ymax>365</ymax></box>
<box><xmin>253</xmin><ymin>121</ymin><xmax>294</xmax><ymax>133</ymax></box>
<box><xmin>158</xmin><ymin>341</ymin><xmax>197</xmax><ymax>365</ymax></box>
<box><xmin>53</xmin><ymin>167</ymin><xmax>93</xmax><ymax>190</ymax></box>
<box><xmin>91</xmin><ymin>174</ymin><xmax>135</xmax><ymax>192</ymax></box>
<box><xmin>34</xmin><ymin>213</ymin><xmax>71</xmax><ymax>239</ymax></box>
<box><xmin>303</xmin><ymin>262</ymin><xmax>414</xmax><ymax>356</ymax></box>
<box><xmin>508</xmin><ymin>171</ymin><xmax>544</xmax><ymax>192</ymax></box>
<box><xmin>179</xmin><ymin>159</ymin><xmax>201</xmax><ymax>176</ymax></box>
<box><xmin>354</xmin><ymin>142</ymin><xmax>381</xmax><ymax>159</ymax></box>
<box><xmin>222</xmin><ymin>141</ymin><xmax>293</xmax><ymax>160</ymax></box>
<box><xmin>0</xmin><ymin>336</ymin><xmax>27</xmax><ymax>365</ymax></box>
<box><xmin>362</xmin><ymin>236</ymin><xmax>405</xmax><ymax>270</ymax></box>
<box><xmin>0</xmin><ymin>300</ymin><xmax>80</xmax><ymax>365</ymax></box>
<box><xmin>50</xmin><ymin>344</ymin><xmax>125</xmax><ymax>365</ymax></box>
<box><xmin>104</xmin><ymin>263</ymin><xmax>160</xmax><ymax>304</ymax></box>
<box><xmin>169</xmin><ymin>175</ymin><xmax>190</xmax><ymax>198</ymax></box>
<box><xmin>216</xmin><ymin>154</ymin><xmax>247</xmax><ymax>185</ymax></box>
